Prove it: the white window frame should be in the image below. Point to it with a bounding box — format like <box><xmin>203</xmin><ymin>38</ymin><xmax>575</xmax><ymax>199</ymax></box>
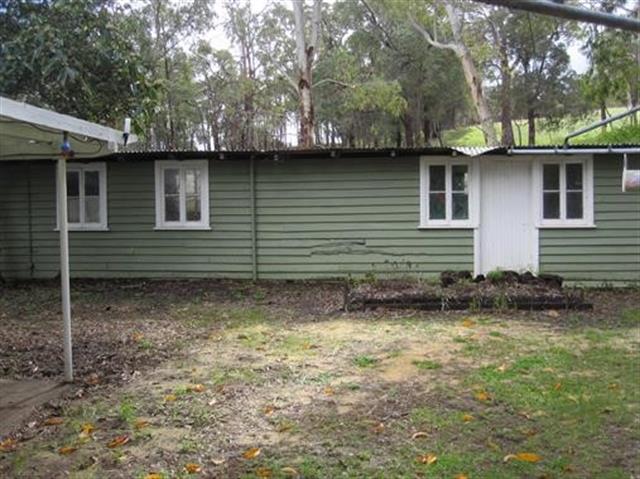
<box><xmin>419</xmin><ymin>157</ymin><xmax>478</xmax><ymax>228</ymax></box>
<box><xmin>154</xmin><ymin>160</ymin><xmax>210</xmax><ymax>230</ymax></box>
<box><xmin>533</xmin><ymin>157</ymin><xmax>594</xmax><ymax>228</ymax></box>
<box><xmin>56</xmin><ymin>162</ymin><xmax>108</xmax><ymax>231</ymax></box>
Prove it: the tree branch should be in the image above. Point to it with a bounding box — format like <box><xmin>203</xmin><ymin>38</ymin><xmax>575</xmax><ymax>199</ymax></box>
<box><xmin>312</xmin><ymin>78</ymin><xmax>353</xmax><ymax>89</ymax></box>
<box><xmin>409</xmin><ymin>15</ymin><xmax>461</xmax><ymax>55</ymax></box>
<box><xmin>359</xmin><ymin>0</ymin><xmax>399</xmax><ymax>52</ymax></box>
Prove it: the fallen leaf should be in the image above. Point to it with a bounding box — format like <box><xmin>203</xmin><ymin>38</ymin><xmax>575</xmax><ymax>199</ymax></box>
<box><xmin>164</xmin><ymin>394</ymin><xmax>177</xmax><ymax>402</ymax></box>
<box><xmin>416</xmin><ymin>453</ymin><xmax>438</xmax><ymax>465</ymax></box>
<box><xmin>553</xmin><ymin>382</ymin><xmax>562</xmax><ymax>391</ymax></box>
<box><xmin>256</xmin><ymin>467</ymin><xmax>272</xmax><ymax>478</ymax></box>
<box><xmin>189</xmin><ymin>384</ymin><xmax>205</xmax><ymax>393</ymax></box>
<box><xmin>85</xmin><ymin>373</ymin><xmax>101</xmax><ymax>385</ymax></box>
<box><xmin>523</xmin><ymin>428</ymin><xmax>538</xmax><ymax>437</ymax></box>
<box><xmin>323</xmin><ymin>386</ymin><xmax>335</xmax><ymax>396</ymax></box>
<box><xmin>281</xmin><ymin>466</ymin><xmax>299</xmax><ymax>477</ymax></box>
<box><xmin>43</xmin><ymin>417</ymin><xmax>64</xmax><ymax>426</ymax></box>
<box><xmin>608</xmin><ymin>383</ymin><xmax>620</xmax><ymax>390</ymax></box>
<box><xmin>454</xmin><ymin>475</ymin><xmax>469</xmax><ymax>479</ymax></box>
<box><xmin>546</xmin><ymin>310</ymin><xmax>560</xmax><ymax>318</ymax></box>
<box><xmin>372</xmin><ymin>422</ymin><xmax>385</xmax><ymax>434</ymax></box>
<box><xmin>277</xmin><ymin>422</ymin><xmax>293</xmax><ymax>433</ymax></box>
<box><xmin>504</xmin><ymin>452</ymin><xmax>542</xmax><ymax>463</ymax></box>
<box><xmin>131</xmin><ymin>332</ymin><xmax>144</xmax><ymax>342</ymax></box>
<box><xmin>262</xmin><ymin>405</ymin><xmax>276</xmax><ymax>416</ymax></box>
<box><xmin>462</xmin><ymin>414</ymin><xmax>474</xmax><ymax>422</ymax></box>
<box><xmin>144</xmin><ymin>474</ymin><xmax>163</xmax><ymax>479</ymax></box>
<box><xmin>107</xmin><ymin>435</ymin><xmax>130</xmax><ymax>449</ymax></box>
<box><xmin>563</xmin><ymin>464</ymin><xmax>575</xmax><ymax>472</ymax></box>
<box><xmin>184</xmin><ymin>463</ymin><xmax>202</xmax><ymax>474</ymax></box>
<box><xmin>462</xmin><ymin>319</ymin><xmax>475</xmax><ymax>328</ymax></box>
<box><xmin>211</xmin><ymin>458</ymin><xmax>226</xmax><ymax>465</ymax></box>
<box><xmin>58</xmin><ymin>446</ymin><xmax>77</xmax><ymax>455</ymax></box>
<box><xmin>0</xmin><ymin>438</ymin><xmax>17</xmax><ymax>452</ymax></box>
<box><xmin>78</xmin><ymin>423</ymin><xmax>95</xmax><ymax>439</ymax></box>
<box><xmin>486</xmin><ymin>439</ymin><xmax>500</xmax><ymax>451</ymax></box>
<box><xmin>242</xmin><ymin>447</ymin><xmax>261</xmax><ymax>460</ymax></box>
<box><xmin>412</xmin><ymin>431</ymin><xmax>428</xmax><ymax>439</ymax></box>
<box><xmin>475</xmin><ymin>390</ymin><xmax>490</xmax><ymax>402</ymax></box>
<box><xmin>496</xmin><ymin>363</ymin><xmax>508</xmax><ymax>373</ymax></box>
<box><xmin>134</xmin><ymin>419</ymin><xmax>150</xmax><ymax>430</ymax></box>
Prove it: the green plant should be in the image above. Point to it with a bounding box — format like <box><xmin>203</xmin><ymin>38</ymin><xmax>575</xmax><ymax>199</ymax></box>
<box><xmin>492</xmin><ymin>293</ymin><xmax>510</xmax><ymax>311</ymax></box>
<box><xmin>118</xmin><ymin>399</ymin><xmax>137</xmax><ymax>425</ymax></box>
<box><xmin>486</xmin><ymin>269</ymin><xmax>504</xmax><ymax>283</ymax></box>
<box><xmin>353</xmin><ymin>355</ymin><xmax>378</xmax><ymax>368</ymax></box>
<box><xmin>412</xmin><ymin>359</ymin><xmax>442</xmax><ymax>370</ymax></box>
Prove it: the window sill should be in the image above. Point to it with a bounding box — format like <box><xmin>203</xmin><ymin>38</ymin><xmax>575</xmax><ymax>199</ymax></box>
<box><xmin>536</xmin><ymin>223</ymin><xmax>596</xmax><ymax>229</ymax></box>
<box><xmin>154</xmin><ymin>225</ymin><xmax>212</xmax><ymax>231</ymax></box>
<box><xmin>418</xmin><ymin>223</ymin><xmax>477</xmax><ymax>230</ymax></box>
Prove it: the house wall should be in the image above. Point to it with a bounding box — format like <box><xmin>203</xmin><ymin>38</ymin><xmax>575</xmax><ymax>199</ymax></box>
<box><xmin>1</xmin><ymin>154</ymin><xmax>638</xmax><ymax>284</ymax></box>
<box><xmin>0</xmin><ymin>160</ymin><xmax>253</xmax><ymax>279</ymax></box>
<box><xmin>538</xmin><ymin>155</ymin><xmax>640</xmax><ymax>285</ymax></box>
<box><xmin>254</xmin><ymin>156</ymin><xmax>473</xmax><ymax>279</ymax></box>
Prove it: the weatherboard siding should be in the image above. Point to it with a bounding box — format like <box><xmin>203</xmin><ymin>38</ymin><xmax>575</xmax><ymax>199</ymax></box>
<box><xmin>538</xmin><ymin>156</ymin><xmax>640</xmax><ymax>285</ymax></box>
<box><xmin>0</xmin><ymin>160</ymin><xmax>253</xmax><ymax>279</ymax></box>
<box><xmin>254</xmin><ymin>156</ymin><xmax>473</xmax><ymax>278</ymax></box>
<box><xmin>1</xmin><ymin>154</ymin><xmax>638</xmax><ymax>283</ymax></box>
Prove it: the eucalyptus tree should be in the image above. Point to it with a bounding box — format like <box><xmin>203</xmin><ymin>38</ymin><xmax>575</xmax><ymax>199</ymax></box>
<box><xmin>0</xmin><ymin>0</ymin><xmax>154</xmax><ymax>128</ymax></box>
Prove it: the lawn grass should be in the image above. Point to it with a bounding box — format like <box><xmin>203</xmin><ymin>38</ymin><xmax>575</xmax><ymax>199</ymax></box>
<box><xmin>442</xmin><ymin>107</ymin><xmax>633</xmax><ymax>146</ymax></box>
<box><xmin>1</xmin><ymin>284</ymin><xmax>638</xmax><ymax>478</ymax></box>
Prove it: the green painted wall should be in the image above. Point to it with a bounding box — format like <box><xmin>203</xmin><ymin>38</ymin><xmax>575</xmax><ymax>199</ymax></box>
<box><xmin>539</xmin><ymin>156</ymin><xmax>640</xmax><ymax>285</ymax></box>
<box><xmin>1</xmin><ymin>154</ymin><xmax>638</xmax><ymax>284</ymax></box>
<box><xmin>0</xmin><ymin>160</ymin><xmax>253</xmax><ymax>279</ymax></box>
<box><xmin>254</xmin><ymin>156</ymin><xmax>472</xmax><ymax>278</ymax></box>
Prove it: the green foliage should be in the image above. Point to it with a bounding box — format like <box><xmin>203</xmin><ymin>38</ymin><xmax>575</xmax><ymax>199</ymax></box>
<box><xmin>352</xmin><ymin>355</ymin><xmax>378</xmax><ymax>368</ymax></box>
<box><xmin>577</xmin><ymin>123</ymin><xmax>640</xmax><ymax>145</ymax></box>
<box><xmin>0</xmin><ymin>0</ymin><xmax>156</xmax><ymax>128</ymax></box>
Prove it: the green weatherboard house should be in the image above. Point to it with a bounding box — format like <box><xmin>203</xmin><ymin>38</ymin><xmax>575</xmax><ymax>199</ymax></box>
<box><xmin>1</xmin><ymin>146</ymin><xmax>639</xmax><ymax>285</ymax></box>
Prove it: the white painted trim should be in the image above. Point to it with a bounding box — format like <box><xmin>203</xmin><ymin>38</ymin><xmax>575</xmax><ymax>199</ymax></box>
<box><xmin>419</xmin><ymin>156</ymin><xmax>478</xmax><ymax>228</ymax></box>
<box><xmin>473</xmin><ymin>227</ymin><xmax>481</xmax><ymax>277</ymax></box>
<box><xmin>0</xmin><ymin>96</ymin><xmax>136</xmax><ymax>146</ymax></box>
<box><xmin>56</xmin><ymin>162</ymin><xmax>108</xmax><ymax>231</ymax></box>
<box><xmin>154</xmin><ymin>160</ymin><xmax>210</xmax><ymax>230</ymax></box>
<box><xmin>533</xmin><ymin>156</ymin><xmax>595</xmax><ymax>228</ymax></box>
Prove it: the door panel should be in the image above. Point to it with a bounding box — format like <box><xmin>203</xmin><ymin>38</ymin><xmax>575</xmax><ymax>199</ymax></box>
<box><xmin>478</xmin><ymin>159</ymin><xmax>537</xmax><ymax>274</ymax></box>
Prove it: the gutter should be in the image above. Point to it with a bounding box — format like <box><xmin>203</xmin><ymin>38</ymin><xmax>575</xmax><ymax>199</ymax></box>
<box><xmin>509</xmin><ymin>147</ymin><xmax>640</xmax><ymax>155</ymax></box>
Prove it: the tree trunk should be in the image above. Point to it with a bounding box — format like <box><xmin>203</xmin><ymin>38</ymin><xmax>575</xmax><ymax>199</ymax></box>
<box><xmin>499</xmin><ymin>48</ymin><xmax>514</xmax><ymax>145</ymax></box>
<box><xmin>600</xmin><ymin>101</ymin><xmax>607</xmax><ymax>134</ymax></box>
<box><xmin>293</xmin><ymin>0</ymin><xmax>321</xmax><ymax>148</ymax></box>
<box><xmin>527</xmin><ymin>107</ymin><xmax>536</xmax><ymax>146</ymax></box>
<box><xmin>403</xmin><ymin>112</ymin><xmax>415</xmax><ymax>147</ymax></box>
<box><xmin>443</xmin><ymin>3</ymin><xmax>498</xmax><ymax>146</ymax></box>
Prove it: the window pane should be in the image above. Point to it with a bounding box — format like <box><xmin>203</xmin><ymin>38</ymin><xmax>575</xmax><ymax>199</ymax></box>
<box><xmin>67</xmin><ymin>171</ymin><xmax>80</xmax><ymax>196</ymax></box>
<box><xmin>452</xmin><ymin>193</ymin><xmax>469</xmax><ymax>220</ymax></box>
<box><xmin>543</xmin><ymin>192</ymin><xmax>560</xmax><ymax>219</ymax></box>
<box><xmin>451</xmin><ymin>165</ymin><xmax>468</xmax><ymax>192</ymax></box>
<box><xmin>429</xmin><ymin>165</ymin><xmax>445</xmax><ymax>191</ymax></box>
<box><xmin>186</xmin><ymin>196</ymin><xmax>201</xmax><ymax>221</ymax></box>
<box><xmin>429</xmin><ymin>192</ymin><xmax>446</xmax><ymax>219</ymax></box>
<box><xmin>85</xmin><ymin>197</ymin><xmax>100</xmax><ymax>223</ymax></box>
<box><xmin>165</xmin><ymin>195</ymin><xmax>179</xmax><ymax>221</ymax></box>
<box><xmin>566</xmin><ymin>192</ymin><xmax>583</xmax><ymax>219</ymax></box>
<box><xmin>543</xmin><ymin>164</ymin><xmax>559</xmax><ymax>190</ymax></box>
<box><xmin>185</xmin><ymin>169</ymin><xmax>200</xmax><ymax>195</ymax></box>
<box><xmin>84</xmin><ymin>171</ymin><xmax>100</xmax><ymax>196</ymax></box>
<box><xmin>566</xmin><ymin>163</ymin><xmax>583</xmax><ymax>190</ymax></box>
<box><xmin>164</xmin><ymin>169</ymin><xmax>179</xmax><ymax>195</ymax></box>
<box><xmin>67</xmin><ymin>197</ymin><xmax>80</xmax><ymax>223</ymax></box>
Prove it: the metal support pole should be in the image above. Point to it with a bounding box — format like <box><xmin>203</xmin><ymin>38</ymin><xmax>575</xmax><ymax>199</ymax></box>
<box><xmin>56</xmin><ymin>158</ymin><xmax>73</xmax><ymax>382</ymax></box>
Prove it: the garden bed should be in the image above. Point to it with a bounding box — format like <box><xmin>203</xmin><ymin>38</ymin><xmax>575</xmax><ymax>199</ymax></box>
<box><xmin>345</xmin><ymin>271</ymin><xmax>592</xmax><ymax>311</ymax></box>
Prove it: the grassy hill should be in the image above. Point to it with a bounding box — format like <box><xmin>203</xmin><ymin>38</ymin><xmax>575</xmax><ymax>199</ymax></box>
<box><xmin>442</xmin><ymin>107</ymin><xmax>638</xmax><ymax>146</ymax></box>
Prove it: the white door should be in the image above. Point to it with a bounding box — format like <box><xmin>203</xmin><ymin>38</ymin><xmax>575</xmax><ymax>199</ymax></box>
<box><xmin>477</xmin><ymin>159</ymin><xmax>537</xmax><ymax>274</ymax></box>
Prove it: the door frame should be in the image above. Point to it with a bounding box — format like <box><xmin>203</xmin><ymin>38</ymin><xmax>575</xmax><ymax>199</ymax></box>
<box><xmin>473</xmin><ymin>158</ymin><xmax>539</xmax><ymax>276</ymax></box>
